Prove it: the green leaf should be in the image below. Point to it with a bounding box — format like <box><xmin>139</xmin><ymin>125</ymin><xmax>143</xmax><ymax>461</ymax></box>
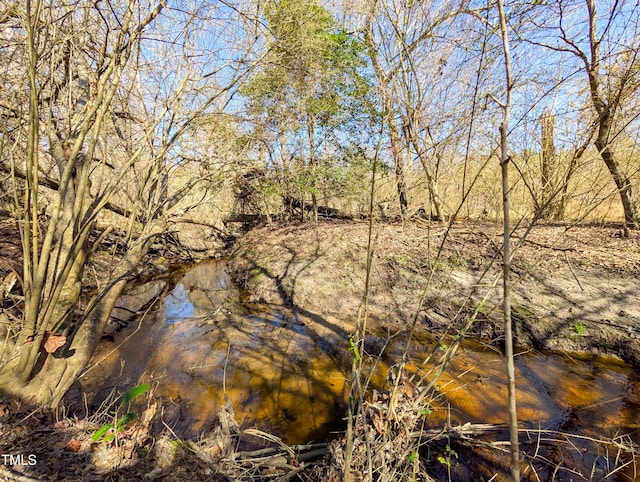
<box><xmin>116</xmin><ymin>412</ymin><xmax>138</xmax><ymax>432</ymax></box>
<box><xmin>120</xmin><ymin>384</ymin><xmax>149</xmax><ymax>406</ymax></box>
<box><xmin>92</xmin><ymin>423</ymin><xmax>114</xmax><ymax>442</ymax></box>
<box><xmin>348</xmin><ymin>335</ymin><xmax>361</xmax><ymax>362</ymax></box>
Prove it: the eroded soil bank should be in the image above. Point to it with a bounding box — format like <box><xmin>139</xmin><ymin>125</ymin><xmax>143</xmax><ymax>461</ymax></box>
<box><xmin>1</xmin><ymin>219</ymin><xmax>639</xmax><ymax>481</ymax></box>
<box><xmin>228</xmin><ymin>219</ymin><xmax>640</xmax><ymax>366</ymax></box>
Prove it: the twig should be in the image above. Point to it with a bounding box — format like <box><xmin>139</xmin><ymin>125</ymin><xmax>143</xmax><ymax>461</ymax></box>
<box><xmin>223</xmin><ymin>341</ymin><xmax>231</xmax><ymax>401</ymax></box>
<box><xmin>511</xmin><ymin>235</ymin><xmax>576</xmax><ymax>252</ymax></box>
<box><xmin>170</xmin><ymin>217</ymin><xmax>231</xmax><ymax>238</ymax></box>
<box><xmin>564</xmin><ymin>251</ymin><xmax>584</xmax><ymax>291</ymax></box>
<box><xmin>0</xmin><ymin>466</ymin><xmax>41</xmax><ymax>482</ymax></box>
<box><xmin>80</xmin><ymin>298</ymin><xmax>158</xmax><ymax>378</ymax></box>
<box><xmin>234</xmin><ymin>442</ymin><xmax>327</xmax><ymax>460</ymax></box>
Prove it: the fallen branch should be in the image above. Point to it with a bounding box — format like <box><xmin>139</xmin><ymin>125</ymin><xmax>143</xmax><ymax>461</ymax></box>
<box><xmin>234</xmin><ymin>442</ymin><xmax>327</xmax><ymax>461</ymax></box>
<box><xmin>169</xmin><ymin>216</ymin><xmax>232</xmax><ymax>238</ymax></box>
<box><xmin>510</xmin><ymin>234</ymin><xmax>576</xmax><ymax>252</ymax></box>
<box><xmin>0</xmin><ymin>466</ymin><xmax>42</xmax><ymax>482</ymax></box>
<box><xmin>0</xmin><ymin>161</ymin><xmax>134</xmax><ymax>220</ymax></box>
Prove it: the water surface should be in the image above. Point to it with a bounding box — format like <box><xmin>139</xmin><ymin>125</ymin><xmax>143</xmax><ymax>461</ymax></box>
<box><xmin>82</xmin><ymin>260</ymin><xmax>640</xmax><ymax>453</ymax></box>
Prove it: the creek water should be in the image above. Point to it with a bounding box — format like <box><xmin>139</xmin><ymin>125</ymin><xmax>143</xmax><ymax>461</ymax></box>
<box><xmin>81</xmin><ymin>260</ymin><xmax>639</xmax><ymax>457</ymax></box>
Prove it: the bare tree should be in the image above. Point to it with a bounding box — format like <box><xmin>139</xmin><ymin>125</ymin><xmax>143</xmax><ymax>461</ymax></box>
<box><xmin>362</xmin><ymin>0</ymin><xmax>410</xmax><ymax>218</ymax></box>
<box><xmin>0</xmin><ymin>0</ymin><xmax>259</xmax><ymax>406</ymax></box>
<box><xmin>581</xmin><ymin>0</ymin><xmax>639</xmax><ymax>231</ymax></box>
<box><xmin>361</xmin><ymin>1</ymin><xmax>497</xmax><ymax>221</ymax></box>
<box><xmin>497</xmin><ymin>0</ymin><xmax>520</xmax><ymax>479</ymax></box>
<box><xmin>525</xmin><ymin>0</ymin><xmax>640</xmax><ymax>232</ymax></box>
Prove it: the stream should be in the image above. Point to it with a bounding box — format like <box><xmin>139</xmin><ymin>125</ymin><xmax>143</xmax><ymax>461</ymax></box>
<box><xmin>80</xmin><ymin>259</ymin><xmax>640</xmax><ymax>459</ymax></box>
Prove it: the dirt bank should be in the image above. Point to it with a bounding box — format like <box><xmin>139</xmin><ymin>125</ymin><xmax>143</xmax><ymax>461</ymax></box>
<box><xmin>228</xmin><ymin>219</ymin><xmax>640</xmax><ymax>366</ymax></box>
<box><xmin>1</xmin><ymin>218</ymin><xmax>638</xmax><ymax>480</ymax></box>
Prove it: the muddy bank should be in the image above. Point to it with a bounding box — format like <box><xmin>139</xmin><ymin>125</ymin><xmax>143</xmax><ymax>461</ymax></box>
<box><xmin>228</xmin><ymin>220</ymin><xmax>640</xmax><ymax>366</ymax></box>
<box><xmin>0</xmin><ymin>220</ymin><xmax>638</xmax><ymax>481</ymax></box>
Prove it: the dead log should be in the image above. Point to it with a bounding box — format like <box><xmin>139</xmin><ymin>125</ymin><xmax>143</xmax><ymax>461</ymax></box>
<box><xmin>283</xmin><ymin>195</ymin><xmax>353</xmax><ymax>220</ymax></box>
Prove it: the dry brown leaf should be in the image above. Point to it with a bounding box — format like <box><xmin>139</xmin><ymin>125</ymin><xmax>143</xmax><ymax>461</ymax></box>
<box><xmin>141</xmin><ymin>399</ymin><xmax>157</xmax><ymax>426</ymax></box>
<box><xmin>372</xmin><ymin>413</ymin><xmax>387</xmax><ymax>435</ymax></box>
<box><xmin>44</xmin><ymin>334</ymin><xmax>67</xmax><ymax>353</ymax></box>
<box><xmin>53</xmin><ymin>419</ymin><xmax>71</xmax><ymax>429</ymax></box>
<box><xmin>65</xmin><ymin>439</ymin><xmax>83</xmax><ymax>452</ymax></box>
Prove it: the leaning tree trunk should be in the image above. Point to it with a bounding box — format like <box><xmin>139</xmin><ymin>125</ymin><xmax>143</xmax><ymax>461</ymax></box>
<box><xmin>583</xmin><ymin>0</ymin><xmax>639</xmax><ymax>232</ymax></box>
<box><xmin>594</xmin><ymin>120</ymin><xmax>639</xmax><ymax>231</ymax></box>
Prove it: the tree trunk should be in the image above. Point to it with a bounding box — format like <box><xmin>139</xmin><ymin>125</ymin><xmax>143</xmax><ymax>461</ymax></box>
<box><xmin>389</xmin><ymin>115</ymin><xmax>409</xmax><ymax>218</ymax></box>
<box><xmin>497</xmin><ymin>1</ymin><xmax>520</xmax><ymax>480</ymax></box>
<box><xmin>403</xmin><ymin>119</ymin><xmax>443</xmax><ymax>220</ymax></box>
<box><xmin>583</xmin><ymin>0</ymin><xmax>639</xmax><ymax>231</ymax></box>
<box><xmin>0</xmin><ymin>220</ymin><xmax>165</xmax><ymax>406</ymax></box>
<box><xmin>552</xmin><ymin>153</ymin><xmax>577</xmax><ymax>222</ymax></box>
<box><xmin>308</xmin><ymin>116</ymin><xmax>318</xmax><ymax>222</ymax></box>
<box><xmin>364</xmin><ymin>10</ymin><xmax>409</xmax><ymax>219</ymax></box>
<box><xmin>539</xmin><ymin>110</ymin><xmax>556</xmax><ymax>219</ymax></box>
<box><xmin>595</xmin><ymin>126</ymin><xmax>639</xmax><ymax>231</ymax></box>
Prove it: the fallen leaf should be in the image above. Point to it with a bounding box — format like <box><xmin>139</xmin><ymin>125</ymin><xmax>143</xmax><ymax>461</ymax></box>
<box><xmin>65</xmin><ymin>439</ymin><xmax>83</xmax><ymax>452</ymax></box>
<box><xmin>44</xmin><ymin>334</ymin><xmax>67</xmax><ymax>353</ymax></box>
<box><xmin>54</xmin><ymin>419</ymin><xmax>71</xmax><ymax>429</ymax></box>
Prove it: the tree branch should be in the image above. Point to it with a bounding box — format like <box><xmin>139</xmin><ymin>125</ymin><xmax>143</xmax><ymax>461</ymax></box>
<box><xmin>0</xmin><ymin>161</ymin><xmax>135</xmax><ymax>220</ymax></box>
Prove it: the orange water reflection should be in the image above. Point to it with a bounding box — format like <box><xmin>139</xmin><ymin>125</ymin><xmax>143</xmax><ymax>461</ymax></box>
<box><xmin>82</xmin><ymin>260</ymin><xmax>640</xmax><ymax>451</ymax></box>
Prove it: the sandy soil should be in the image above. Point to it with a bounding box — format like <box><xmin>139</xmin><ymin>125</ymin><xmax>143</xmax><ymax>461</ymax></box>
<box><xmin>228</xmin><ymin>219</ymin><xmax>640</xmax><ymax>366</ymax></box>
